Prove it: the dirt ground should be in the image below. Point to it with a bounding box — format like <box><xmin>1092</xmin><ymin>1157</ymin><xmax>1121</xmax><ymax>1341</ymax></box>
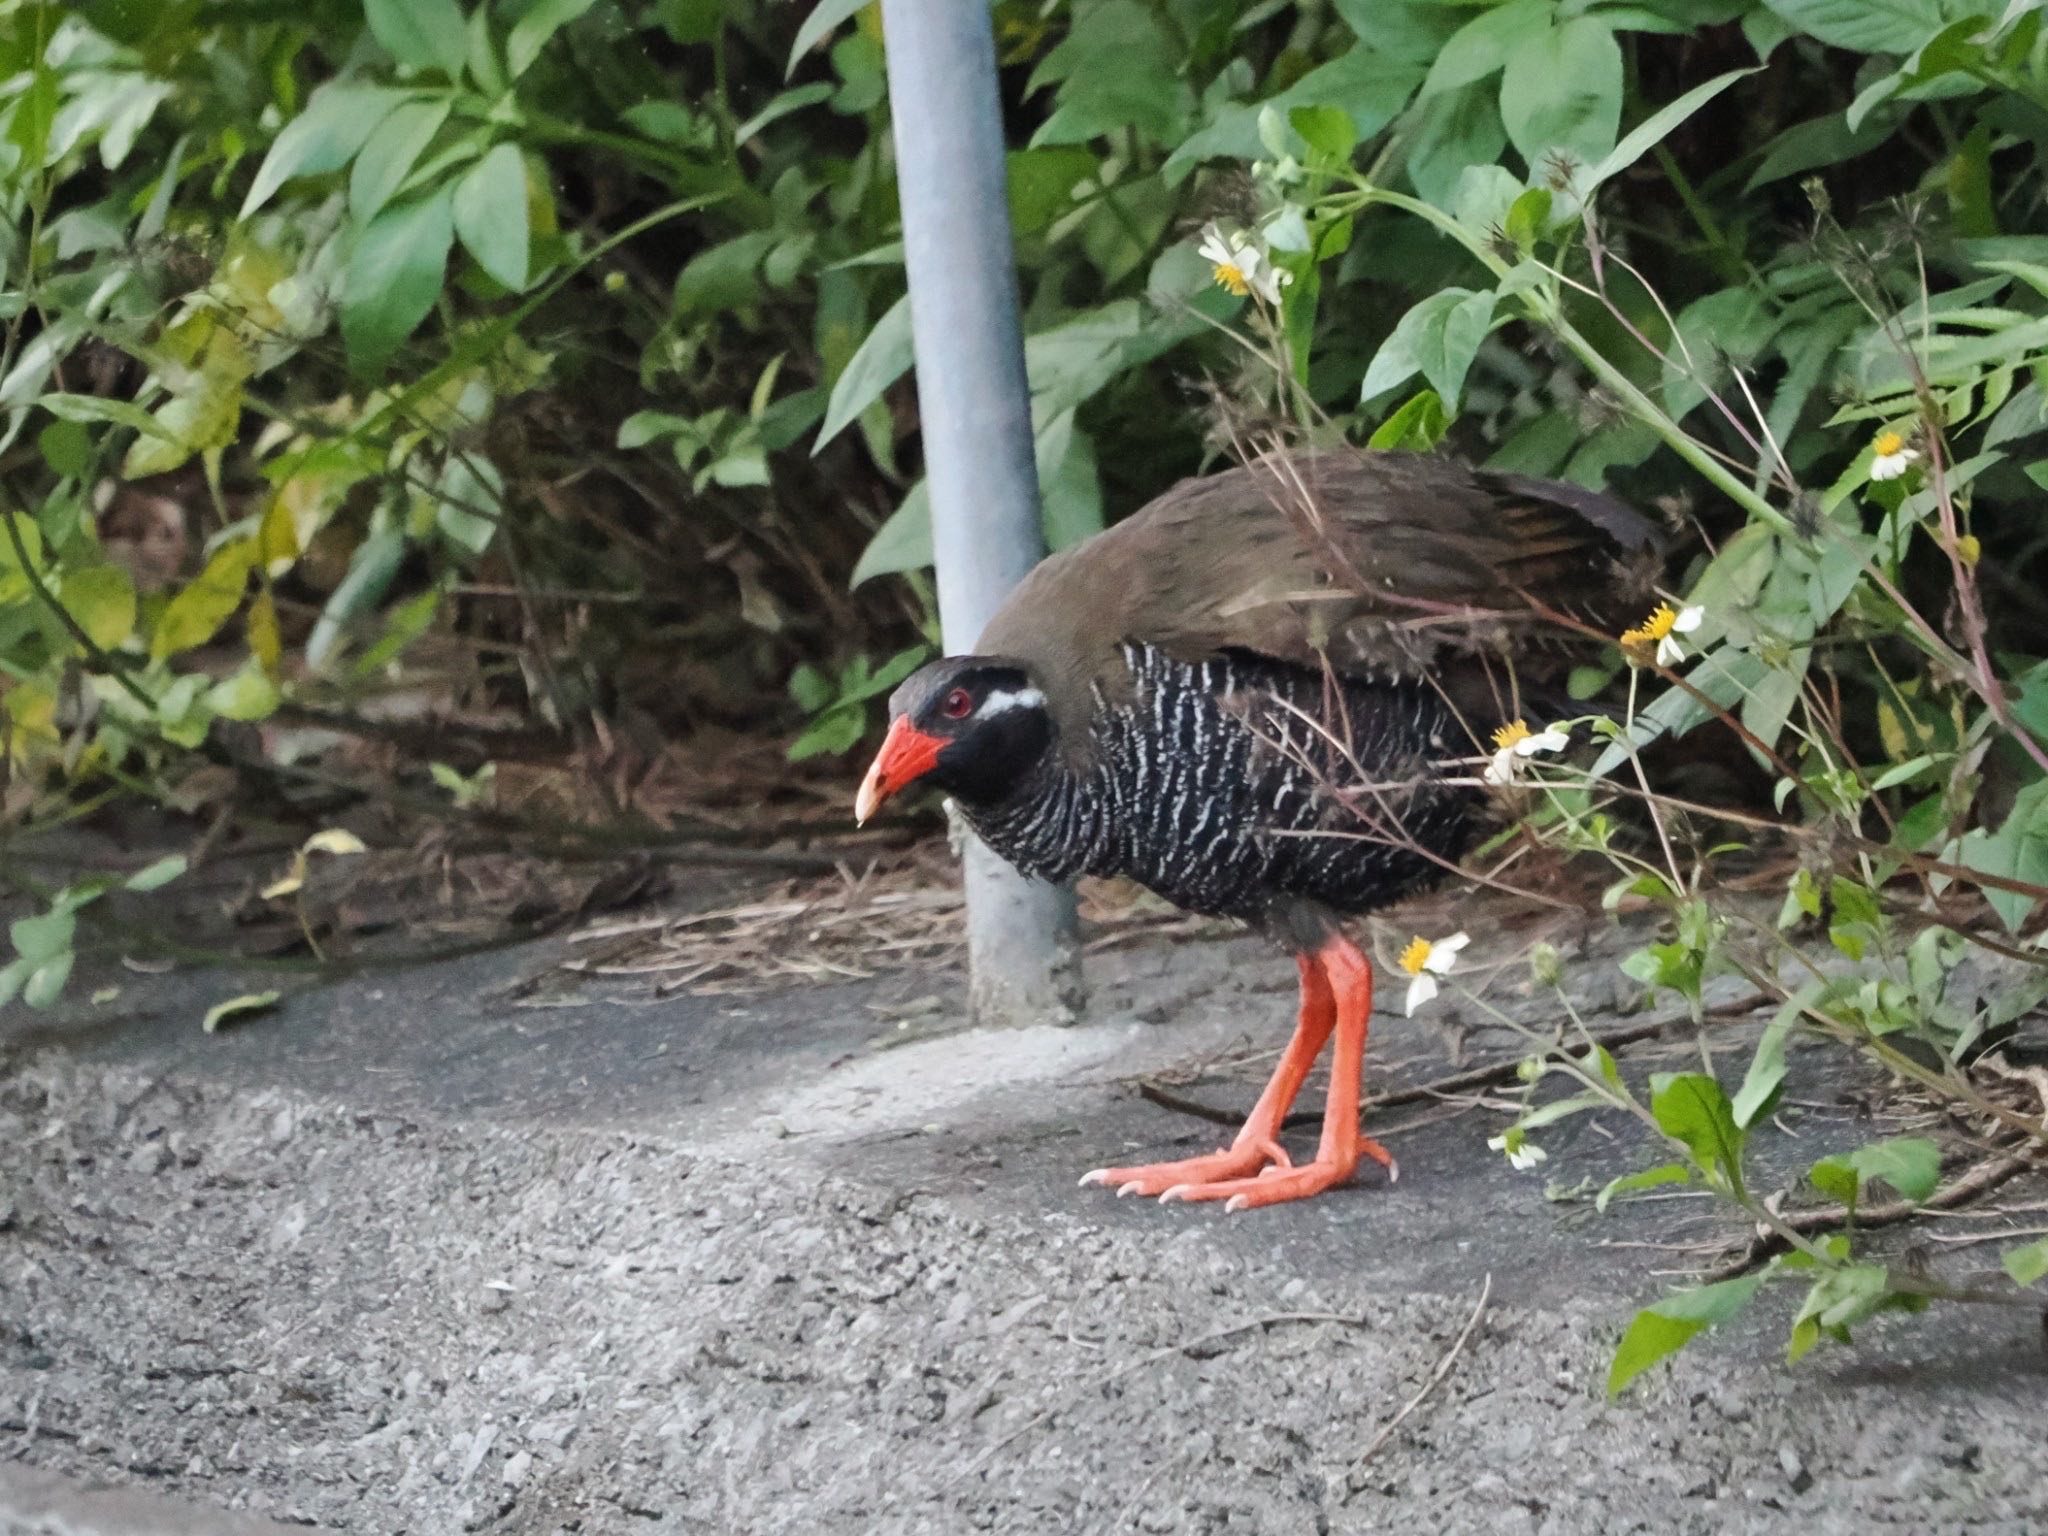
<box><xmin>3</xmin><ymin>867</ymin><xmax>2047</xmax><ymax>1534</ymax></box>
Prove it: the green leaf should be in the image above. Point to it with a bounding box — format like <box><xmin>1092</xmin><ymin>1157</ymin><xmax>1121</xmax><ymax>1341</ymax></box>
<box><xmin>1585</xmin><ymin>67</ymin><xmax>1759</xmax><ymax>192</ymax></box>
<box><xmin>39</xmin><ymin>392</ymin><xmax>181</xmax><ymax>440</ymax></box>
<box><xmin>37</xmin><ymin>419</ymin><xmax>91</xmax><ymax>477</ymax></box>
<box><xmin>1367</xmin><ymin>389</ymin><xmax>1450</xmax><ymax>452</ymax></box>
<box><xmin>23</xmin><ymin>952</ymin><xmax>74</xmax><ymax>1009</ymax></box>
<box><xmin>364</xmin><ymin>0</ymin><xmax>470</xmax><ymax>78</ymax></box>
<box><xmin>1595</xmin><ymin>1163</ymin><xmax>1693</xmax><ymax>1213</ymax></box>
<box><xmin>307</xmin><ymin>527</ymin><xmax>407</xmax><ymax>670</ymax></box>
<box><xmin>1608</xmin><ymin>1273</ymin><xmax>1769</xmax><ymax>1397</ymax></box>
<box><xmin>452</xmin><ymin>143</ymin><xmax>531</xmax><ymax>291</ymax></box>
<box><xmin>1289</xmin><ymin>104</ymin><xmax>1356</xmax><ymax>160</ymax></box>
<box><xmin>11</xmin><ymin>907</ymin><xmax>75</xmax><ymax>964</ymax></box>
<box><xmin>736</xmin><ymin>83</ymin><xmax>836</xmax><ymax>146</ymax></box>
<box><xmin>788</xmin><ymin>0</ymin><xmax>872</xmax><ymax>76</ymax></box>
<box><xmin>1007</xmin><ymin>146</ymin><xmax>1097</xmax><ymax>237</ymax></box>
<box><xmin>0</xmin><ymin>512</ymin><xmax>45</xmax><ymax>605</ymax></box>
<box><xmin>1500</xmin><ymin>17</ymin><xmax>1624</xmax><ymax>171</ymax></box>
<box><xmin>436</xmin><ymin>452</ymin><xmax>503</xmax><ymax>556</ymax></box>
<box><xmin>2002</xmin><ymin>1235</ymin><xmax>2048</xmax><ymax>1287</ymax></box>
<box><xmin>1761</xmin><ymin>0</ymin><xmax>1954</xmax><ymax>54</ymax></box>
<box><xmin>1162</xmin><ymin>47</ymin><xmax>1422</xmax><ymax>184</ymax></box>
<box><xmin>59</xmin><ymin>564</ymin><xmax>137</xmax><ymax>652</ymax></box>
<box><xmin>507</xmin><ymin>0</ymin><xmax>600</xmax><ymax>76</ymax></box>
<box><xmin>815</xmin><ymin>293</ymin><xmax>912</xmax><ymax>452</ymax></box>
<box><xmin>850</xmin><ymin>481</ymin><xmax>930</xmax><ymax>586</ymax></box>
<box><xmin>244</xmin><ymin>88</ymin><xmax>408</xmax><ymax>216</ymax></box>
<box><xmin>1361</xmin><ymin>288</ymin><xmax>1495</xmax><ymax>409</ymax></box>
<box><xmin>1812</xmin><ymin>1137</ymin><xmax>1942</xmax><ymax>1206</ymax></box>
<box><xmin>151</xmin><ymin>540</ymin><xmax>256</xmax><ymax>660</ymax></box>
<box><xmin>1649</xmin><ymin>1072</ymin><xmax>1747</xmax><ymax>1189</ymax></box>
<box><xmin>1732</xmin><ymin>993</ymin><xmax>1806</xmax><ymax>1127</ymax></box>
<box><xmin>349</xmin><ymin>99</ymin><xmax>451</xmax><ymax>225</ymax></box>
<box><xmin>202</xmin><ymin>989</ymin><xmax>283</xmax><ymax>1034</ymax></box>
<box><xmin>1422</xmin><ymin>0</ymin><xmax>1547</xmax><ymax>97</ymax></box>
<box><xmin>125</xmin><ymin>855</ymin><xmax>187</xmax><ymax>892</ymax></box>
<box><xmin>341</xmin><ymin>190</ymin><xmax>456</xmax><ymax>374</ymax></box>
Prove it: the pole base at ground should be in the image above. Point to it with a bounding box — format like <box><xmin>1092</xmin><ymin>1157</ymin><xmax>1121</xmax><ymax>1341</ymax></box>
<box><xmin>959</xmin><ymin>831</ymin><xmax>1080</xmax><ymax>1030</ymax></box>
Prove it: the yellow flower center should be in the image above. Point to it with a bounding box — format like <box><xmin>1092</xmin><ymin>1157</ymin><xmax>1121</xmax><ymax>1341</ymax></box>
<box><xmin>1873</xmin><ymin>430</ymin><xmax>1905</xmax><ymax>457</ymax></box>
<box><xmin>1212</xmin><ymin>260</ymin><xmax>1249</xmax><ymax>296</ymax></box>
<box><xmin>1398</xmin><ymin>937</ymin><xmax>1432</xmax><ymax>976</ymax></box>
<box><xmin>1620</xmin><ymin>603</ymin><xmax>1677</xmax><ymax>648</ymax></box>
<box><xmin>1491</xmin><ymin>719</ymin><xmax>1532</xmax><ymax>751</ymax></box>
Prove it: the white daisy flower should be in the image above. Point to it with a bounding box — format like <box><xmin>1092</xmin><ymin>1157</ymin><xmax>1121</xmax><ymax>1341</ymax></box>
<box><xmin>1869</xmin><ymin>430</ymin><xmax>1919</xmax><ymax>482</ymax></box>
<box><xmin>1488</xmin><ymin>1131</ymin><xmax>1548</xmax><ymax>1172</ymax></box>
<box><xmin>1398</xmin><ymin>931</ymin><xmax>1469</xmax><ymax>1016</ymax></box>
<box><xmin>1483</xmin><ymin>718</ymin><xmax>1571</xmax><ymax>786</ymax></box>
<box><xmin>1197</xmin><ymin>223</ymin><xmax>1291</xmax><ymax>305</ymax></box>
<box><xmin>1621</xmin><ymin>603</ymin><xmax>1704</xmax><ymax>667</ymax></box>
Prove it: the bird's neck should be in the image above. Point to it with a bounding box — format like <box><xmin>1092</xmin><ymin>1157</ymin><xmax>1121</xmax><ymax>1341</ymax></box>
<box><xmin>955</xmin><ymin>744</ymin><xmax>1110</xmax><ymax>887</ymax></box>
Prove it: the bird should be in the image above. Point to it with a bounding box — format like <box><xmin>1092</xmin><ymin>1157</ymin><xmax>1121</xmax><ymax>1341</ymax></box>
<box><xmin>854</xmin><ymin>447</ymin><xmax>1663</xmax><ymax>1210</ymax></box>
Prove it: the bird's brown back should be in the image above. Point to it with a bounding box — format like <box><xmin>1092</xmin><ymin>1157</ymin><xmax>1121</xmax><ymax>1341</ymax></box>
<box><xmin>978</xmin><ymin>448</ymin><xmax>1664</xmax><ymax>753</ymax></box>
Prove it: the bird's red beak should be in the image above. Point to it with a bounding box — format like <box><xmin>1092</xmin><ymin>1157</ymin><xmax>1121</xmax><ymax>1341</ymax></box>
<box><xmin>856</xmin><ymin>716</ymin><xmax>944</xmax><ymax>825</ymax></box>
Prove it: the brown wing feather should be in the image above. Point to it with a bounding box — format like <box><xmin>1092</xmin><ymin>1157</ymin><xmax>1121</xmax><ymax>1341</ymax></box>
<box><xmin>978</xmin><ymin>448</ymin><xmax>1663</xmax><ymax>746</ymax></box>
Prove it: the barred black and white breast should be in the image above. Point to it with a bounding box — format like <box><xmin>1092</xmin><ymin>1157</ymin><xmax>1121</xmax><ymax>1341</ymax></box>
<box><xmin>897</xmin><ymin>644</ymin><xmax>1476</xmax><ymax>930</ymax></box>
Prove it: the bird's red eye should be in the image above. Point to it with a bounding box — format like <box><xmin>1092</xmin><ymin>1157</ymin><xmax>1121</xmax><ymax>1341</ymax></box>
<box><xmin>941</xmin><ymin>687</ymin><xmax>974</xmax><ymax>719</ymax></box>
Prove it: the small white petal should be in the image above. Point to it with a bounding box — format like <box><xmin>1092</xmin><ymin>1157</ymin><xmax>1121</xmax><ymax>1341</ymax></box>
<box><xmin>1404</xmin><ymin>973</ymin><xmax>1438</xmax><ymax>1015</ymax></box>
<box><xmin>1516</xmin><ymin>728</ymin><xmax>1570</xmax><ymax>757</ymax></box>
<box><xmin>1656</xmin><ymin>634</ymin><xmax>1685</xmax><ymax>666</ymax></box>
<box><xmin>1484</xmin><ymin>747</ymin><xmax>1517</xmax><ymax>785</ymax></box>
<box><xmin>1430</xmin><ymin>932</ymin><xmax>1471</xmax><ymax>965</ymax></box>
<box><xmin>1670</xmin><ymin>606</ymin><xmax>1704</xmax><ymax>634</ymax></box>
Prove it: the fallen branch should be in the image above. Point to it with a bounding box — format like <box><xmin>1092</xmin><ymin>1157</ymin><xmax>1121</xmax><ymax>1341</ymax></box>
<box><xmin>1702</xmin><ymin>1150</ymin><xmax>2044</xmax><ymax>1283</ymax></box>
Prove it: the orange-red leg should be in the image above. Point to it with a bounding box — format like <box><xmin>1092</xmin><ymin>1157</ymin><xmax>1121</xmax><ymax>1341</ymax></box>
<box><xmin>1080</xmin><ymin>954</ymin><xmax>1335</xmax><ymax>1197</ymax></box>
<box><xmin>1091</xmin><ymin>935</ymin><xmax>1397</xmax><ymax>1211</ymax></box>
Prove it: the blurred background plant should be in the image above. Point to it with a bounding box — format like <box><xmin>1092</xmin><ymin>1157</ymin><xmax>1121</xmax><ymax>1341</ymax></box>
<box><xmin>9</xmin><ymin>0</ymin><xmax>2048</xmax><ymax>1381</ymax></box>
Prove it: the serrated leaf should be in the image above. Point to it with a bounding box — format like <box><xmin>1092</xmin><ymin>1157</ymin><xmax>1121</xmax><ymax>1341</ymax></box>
<box><xmin>1361</xmin><ymin>288</ymin><xmax>1495</xmax><ymax>409</ymax></box>
<box><xmin>453</xmin><ymin>143</ymin><xmax>531</xmax><ymax>291</ymax></box>
<box><xmin>1650</xmin><ymin>1072</ymin><xmax>1746</xmax><ymax>1188</ymax></box>
<box><xmin>202</xmin><ymin>990</ymin><xmax>283</xmax><ymax>1034</ymax></box>
<box><xmin>1608</xmin><ymin>1273</ymin><xmax>1768</xmax><ymax>1397</ymax></box>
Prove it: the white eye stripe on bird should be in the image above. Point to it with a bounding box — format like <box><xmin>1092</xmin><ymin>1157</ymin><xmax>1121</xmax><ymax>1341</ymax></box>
<box><xmin>978</xmin><ymin>688</ymin><xmax>1046</xmax><ymax>715</ymax></box>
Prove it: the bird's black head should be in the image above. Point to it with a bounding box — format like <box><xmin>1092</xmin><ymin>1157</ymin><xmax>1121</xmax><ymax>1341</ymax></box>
<box><xmin>855</xmin><ymin>656</ymin><xmax>1053</xmax><ymax>821</ymax></box>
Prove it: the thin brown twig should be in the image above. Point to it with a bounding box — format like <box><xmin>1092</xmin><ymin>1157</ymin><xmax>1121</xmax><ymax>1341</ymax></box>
<box><xmin>1355</xmin><ymin>1274</ymin><xmax>1491</xmax><ymax>1466</ymax></box>
<box><xmin>952</xmin><ymin>1311</ymin><xmax>1372</xmax><ymax>1486</ymax></box>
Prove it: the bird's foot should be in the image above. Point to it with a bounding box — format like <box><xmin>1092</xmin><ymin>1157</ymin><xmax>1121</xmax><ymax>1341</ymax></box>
<box><xmin>1153</xmin><ymin>1136</ymin><xmax>1397</xmax><ymax>1212</ymax></box>
<box><xmin>1078</xmin><ymin>1137</ymin><xmax>1292</xmax><ymax>1199</ymax></box>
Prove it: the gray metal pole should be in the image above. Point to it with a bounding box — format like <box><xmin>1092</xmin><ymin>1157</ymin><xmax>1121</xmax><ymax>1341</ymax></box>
<box><xmin>879</xmin><ymin>0</ymin><xmax>1080</xmax><ymax>1027</ymax></box>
